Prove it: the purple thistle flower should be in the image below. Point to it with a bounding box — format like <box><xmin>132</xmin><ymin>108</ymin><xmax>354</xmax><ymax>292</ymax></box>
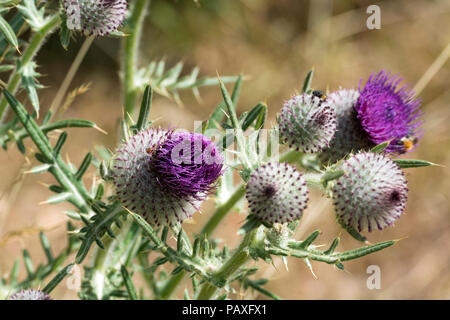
<box><xmin>278</xmin><ymin>93</ymin><xmax>337</xmax><ymax>153</ymax></box>
<box><xmin>246</xmin><ymin>162</ymin><xmax>309</xmax><ymax>225</ymax></box>
<box><xmin>151</xmin><ymin>131</ymin><xmax>224</xmax><ymax>199</ymax></box>
<box><xmin>332</xmin><ymin>152</ymin><xmax>408</xmax><ymax>232</ymax></box>
<box><xmin>355</xmin><ymin>71</ymin><xmax>422</xmax><ymax>154</ymax></box>
<box><xmin>9</xmin><ymin>289</ymin><xmax>51</xmax><ymax>300</ymax></box>
<box><xmin>112</xmin><ymin>129</ymin><xmax>223</xmax><ymax>226</ymax></box>
<box><xmin>63</xmin><ymin>0</ymin><xmax>128</xmax><ymax>37</ymax></box>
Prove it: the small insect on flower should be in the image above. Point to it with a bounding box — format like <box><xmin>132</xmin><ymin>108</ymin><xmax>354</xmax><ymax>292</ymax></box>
<box><xmin>312</xmin><ymin>90</ymin><xmax>327</xmax><ymax>101</ymax></box>
<box><xmin>332</xmin><ymin>152</ymin><xmax>408</xmax><ymax>232</ymax></box>
<box><xmin>355</xmin><ymin>71</ymin><xmax>422</xmax><ymax>154</ymax></box>
<box><xmin>246</xmin><ymin>162</ymin><xmax>309</xmax><ymax>225</ymax></box>
<box><xmin>398</xmin><ymin>135</ymin><xmax>419</xmax><ymax>154</ymax></box>
<box><xmin>9</xmin><ymin>289</ymin><xmax>51</xmax><ymax>300</ymax></box>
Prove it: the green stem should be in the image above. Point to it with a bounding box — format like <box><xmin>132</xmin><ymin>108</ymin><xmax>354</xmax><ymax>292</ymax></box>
<box><xmin>91</xmin><ymin>218</ymin><xmax>136</xmax><ymax>299</ymax></box>
<box><xmin>159</xmin><ymin>149</ymin><xmax>303</xmax><ymax>297</ymax></box>
<box><xmin>0</xmin><ymin>15</ymin><xmax>61</xmax><ymax>122</ymax></box>
<box><xmin>196</xmin><ymin>229</ymin><xmax>257</xmax><ymax>300</ymax></box>
<box><xmin>122</xmin><ymin>0</ymin><xmax>148</xmax><ymax>119</ymax></box>
<box><xmin>201</xmin><ymin>185</ymin><xmax>246</xmax><ymax>237</ymax></box>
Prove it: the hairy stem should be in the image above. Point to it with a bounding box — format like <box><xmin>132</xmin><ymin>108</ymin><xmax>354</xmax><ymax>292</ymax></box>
<box><xmin>122</xmin><ymin>0</ymin><xmax>148</xmax><ymax>119</ymax></box>
<box><xmin>201</xmin><ymin>185</ymin><xmax>246</xmax><ymax>237</ymax></box>
<box><xmin>196</xmin><ymin>229</ymin><xmax>258</xmax><ymax>300</ymax></box>
<box><xmin>0</xmin><ymin>15</ymin><xmax>61</xmax><ymax>122</ymax></box>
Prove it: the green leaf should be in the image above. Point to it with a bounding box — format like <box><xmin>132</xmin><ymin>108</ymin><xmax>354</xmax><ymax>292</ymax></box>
<box><xmin>18</xmin><ymin>60</ymin><xmax>43</xmax><ymax>117</ymax></box>
<box><xmin>0</xmin><ymin>15</ymin><xmax>19</xmax><ymax>51</ymax></box>
<box><xmin>335</xmin><ymin>240</ymin><xmax>396</xmax><ymax>261</ymax></box>
<box><xmin>242</xmin><ymin>103</ymin><xmax>266</xmax><ymax>131</ymax></box>
<box><xmin>393</xmin><ymin>159</ymin><xmax>435</xmax><ymax>168</ymax></box>
<box><xmin>39</xmin><ymin>231</ymin><xmax>53</xmax><ymax>263</ymax></box>
<box><xmin>42</xmin><ymin>263</ymin><xmax>75</xmax><ymax>294</ymax></box>
<box><xmin>2</xmin><ymin>89</ymin><xmax>53</xmax><ymax>160</ymax></box>
<box><xmin>121</xmin><ymin>265</ymin><xmax>138</xmax><ymax>300</ymax></box>
<box><xmin>135</xmin><ymin>59</ymin><xmax>240</xmax><ymax>104</ymax></box>
<box><xmin>302</xmin><ymin>69</ymin><xmax>314</xmax><ymax>93</ymax></box>
<box><xmin>136</xmin><ymin>85</ymin><xmax>152</xmax><ymax>131</ymax></box>
<box><xmin>370</xmin><ymin>141</ymin><xmax>390</xmax><ymax>153</ymax></box>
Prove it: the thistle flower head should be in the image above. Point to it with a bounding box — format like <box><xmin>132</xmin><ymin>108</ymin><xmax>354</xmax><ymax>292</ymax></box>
<box><xmin>278</xmin><ymin>93</ymin><xmax>337</xmax><ymax>153</ymax></box>
<box><xmin>332</xmin><ymin>152</ymin><xmax>408</xmax><ymax>232</ymax></box>
<box><xmin>320</xmin><ymin>89</ymin><xmax>374</xmax><ymax>164</ymax></box>
<box><xmin>63</xmin><ymin>0</ymin><xmax>128</xmax><ymax>37</ymax></box>
<box><xmin>151</xmin><ymin>131</ymin><xmax>224</xmax><ymax>199</ymax></box>
<box><xmin>355</xmin><ymin>71</ymin><xmax>422</xmax><ymax>154</ymax></box>
<box><xmin>246</xmin><ymin>162</ymin><xmax>309</xmax><ymax>225</ymax></box>
<box><xmin>9</xmin><ymin>289</ymin><xmax>51</xmax><ymax>300</ymax></box>
<box><xmin>112</xmin><ymin>129</ymin><xmax>223</xmax><ymax>226</ymax></box>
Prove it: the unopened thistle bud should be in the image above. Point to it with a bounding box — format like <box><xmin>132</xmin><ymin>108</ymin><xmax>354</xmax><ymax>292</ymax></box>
<box><xmin>278</xmin><ymin>93</ymin><xmax>337</xmax><ymax>153</ymax></box>
<box><xmin>332</xmin><ymin>152</ymin><xmax>408</xmax><ymax>232</ymax></box>
<box><xmin>355</xmin><ymin>71</ymin><xmax>423</xmax><ymax>154</ymax></box>
<box><xmin>63</xmin><ymin>0</ymin><xmax>128</xmax><ymax>37</ymax></box>
<box><xmin>112</xmin><ymin>129</ymin><xmax>223</xmax><ymax>226</ymax></box>
<box><xmin>246</xmin><ymin>162</ymin><xmax>309</xmax><ymax>225</ymax></box>
<box><xmin>9</xmin><ymin>289</ymin><xmax>51</xmax><ymax>300</ymax></box>
<box><xmin>320</xmin><ymin>89</ymin><xmax>374</xmax><ymax>164</ymax></box>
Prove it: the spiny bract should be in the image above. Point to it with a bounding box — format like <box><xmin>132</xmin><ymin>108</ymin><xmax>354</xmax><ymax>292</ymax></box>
<box><xmin>246</xmin><ymin>162</ymin><xmax>309</xmax><ymax>225</ymax></box>
<box><xmin>332</xmin><ymin>152</ymin><xmax>408</xmax><ymax>232</ymax></box>
<box><xmin>63</xmin><ymin>0</ymin><xmax>128</xmax><ymax>37</ymax></box>
<box><xmin>278</xmin><ymin>93</ymin><xmax>337</xmax><ymax>153</ymax></box>
<box><xmin>9</xmin><ymin>289</ymin><xmax>51</xmax><ymax>300</ymax></box>
<box><xmin>320</xmin><ymin>89</ymin><xmax>374</xmax><ymax>164</ymax></box>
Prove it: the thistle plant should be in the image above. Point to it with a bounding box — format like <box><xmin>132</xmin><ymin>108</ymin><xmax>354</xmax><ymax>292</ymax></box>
<box><xmin>0</xmin><ymin>1</ymin><xmax>436</xmax><ymax>301</ymax></box>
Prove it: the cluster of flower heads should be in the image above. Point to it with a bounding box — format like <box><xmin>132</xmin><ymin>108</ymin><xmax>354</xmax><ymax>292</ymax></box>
<box><xmin>279</xmin><ymin>71</ymin><xmax>422</xmax><ymax>164</ymax></box>
<box><xmin>112</xmin><ymin>129</ymin><xmax>223</xmax><ymax>226</ymax></box>
<box><xmin>9</xmin><ymin>289</ymin><xmax>51</xmax><ymax>300</ymax></box>
<box><xmin>274</xmin><ymin>70</ymin><xmax>422</xmax><ymax>233</ymax></box>
<box><xmin>332</xmin><ymin>152</ymin><xmax>408</xmax><ymax>232</ymax></box>
<box><xmin>246</xmin><ymin>162</ymin><xmax>309</xmax><ymax>225</ymax></box>
<box><xmin>62</xmin><ymin>0</ymin><xmax>128</xmax><ymax>37</ymax></box>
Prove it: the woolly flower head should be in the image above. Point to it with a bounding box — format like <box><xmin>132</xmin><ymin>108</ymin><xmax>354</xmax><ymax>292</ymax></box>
<box><xmin>320</xmin><ymin>89</ymin><xmax>374</xmax><ymax>164</ymax></box>
<box><xmin>112</xmin><ymin>129</ymin><xmax>223</xmax><ymax>226</ymax></box>
<box><xmin>246</xmin><ymin>162</ymin><xmax>309</xmax><ymax>225</ymax></box>
<box><xmin>9</xmin><ymin>289</ymin><xmax>51</xmax><ymax>300</ymax></box>
<box><xmin>278</xmin><ymin>93</ymin><xmax>337</xmax><ymax>153</ymax></box>
<box><xmin>355</xmin><ymin>71</ymin><xmax>422</xmax><ymax>154</ymax></box>
<box><xmin>332</xmin><ymin>152</ymin><xmax>408</xmax><ymax>232</ymax></box>
<box><xmin>63</xmin><ymin>0</ymin><xmax>128</xmax><ymax>37</ymax></box>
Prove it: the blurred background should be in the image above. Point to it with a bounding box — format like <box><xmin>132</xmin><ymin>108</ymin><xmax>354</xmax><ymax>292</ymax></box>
<box><xmin>0</xmin><ymin>0</ymin><xmax>449</xmax><ymax>299</ymax></box>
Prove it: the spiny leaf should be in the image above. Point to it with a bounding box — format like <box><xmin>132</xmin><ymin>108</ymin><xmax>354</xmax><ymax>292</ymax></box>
<box><xmin>18</xmin><ymin>60</ymin><xmax>43</xmax><ymax>117</ymax></box>
<box><xmin>0</xmin><ymin>15</ymin><xmax>19</xmax><ymax>52</ymax></box>
<box><xmin>302</xmin><ymin>69</ymin><xmax>314</xmax><ymax>93</ymax></box>
<box><xmin>370</xmin><ymin>140</ymin><xmax>390</xmax><ymax>153</ymax></box>
<box><xmin>121</xmin><ymin>265</ymin><xmax>138</xmax><ymax>300</ymax></box>
<box><xmin>42</xmin><ymin>263</ymin><xmax>75</xmax><ymax>294</ymax></box>
<box><xmin>136</xmin><ymin>85</ymin><xmax>152</xmax><ymax>131</ymax></box>
<box><xmin>393</xmin><ymin>159</ymin><xmax>435</xmax><ymax>168</ymax></box>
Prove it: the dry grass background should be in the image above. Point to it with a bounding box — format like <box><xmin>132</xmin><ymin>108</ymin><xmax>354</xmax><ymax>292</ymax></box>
<box><xmin>0</xmin><ymin>0</ymin><xmax>449</xmax><ymax>299</ymax></box>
